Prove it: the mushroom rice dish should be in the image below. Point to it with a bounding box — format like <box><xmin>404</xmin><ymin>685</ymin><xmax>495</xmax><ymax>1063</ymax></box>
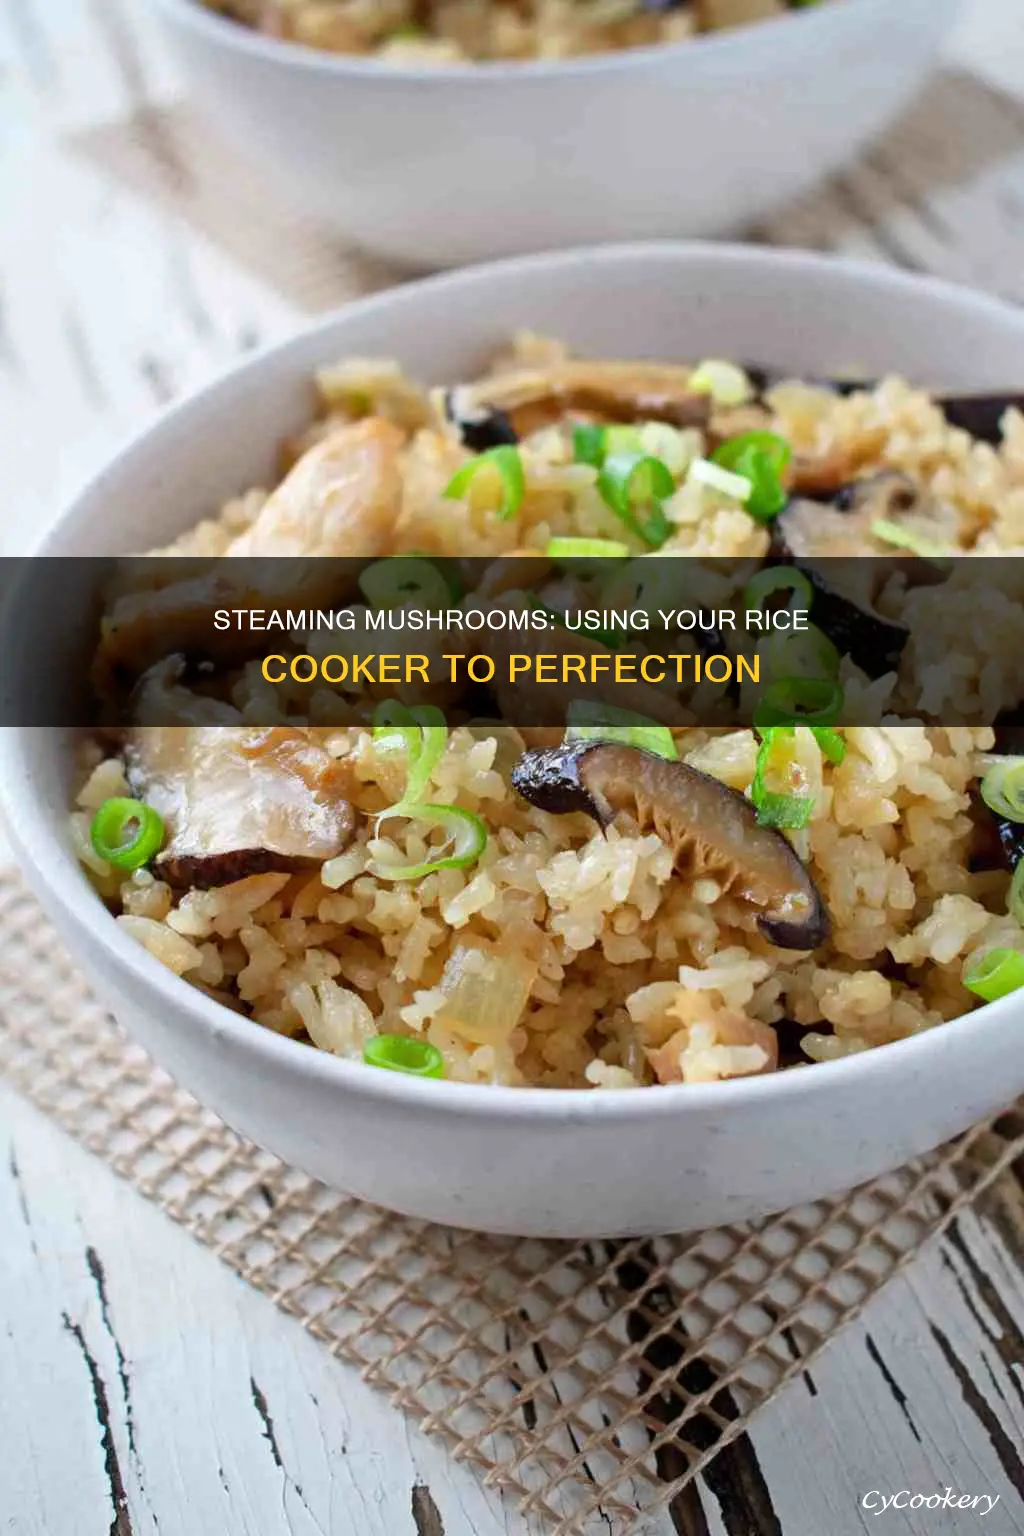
<box><xmin>200</xmin><ymin>0</ymin><xmax>825</xmax><ymax>65</ymax></box>
<box><xmin>72</xmin><ymin>335</ymin><xmax>1024</xmax><ymax>1089</ymax></box>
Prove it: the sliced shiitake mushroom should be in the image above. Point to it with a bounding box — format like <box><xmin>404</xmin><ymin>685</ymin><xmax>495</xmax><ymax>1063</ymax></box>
<box><xmin>445</xmin><ymin>361</ymin><xmax>712</xmax><ymax>439</ymax></box>
<box><xmin>126</xmin><ymin>725</ymin><xmax>356</xmax><ymax>888</ymax></box>
<box><xmin>772</xmin><ymin>475</ymin><xmax>949</xmax><ymax>676</ymax></box>
<box><xmin>937</xmin><ymin>393</ymin><xmax>1024</xmax><ymax>445</ymax></box>
<box><xmin>511</xmin><ymin>741</ymin><xmax>830</xmax><ymax>950</ymax></box>
<box><xmin>443</xmin><ymin>387</ymin><xmax>519</xmax><ymax>450</ymax></box>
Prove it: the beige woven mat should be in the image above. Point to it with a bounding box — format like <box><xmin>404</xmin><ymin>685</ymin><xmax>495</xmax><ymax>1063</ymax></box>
<box><xmin>1</xmin><ymin>871</ymin><xmax>1022</xmax><ymax>1533</ymax></box>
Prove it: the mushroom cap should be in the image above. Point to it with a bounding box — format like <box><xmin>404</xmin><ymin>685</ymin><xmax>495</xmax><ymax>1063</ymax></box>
<box><xmin>512</xmin><ymin>740</ymin><xmax>830</xmax><ymax>950</ymax></box>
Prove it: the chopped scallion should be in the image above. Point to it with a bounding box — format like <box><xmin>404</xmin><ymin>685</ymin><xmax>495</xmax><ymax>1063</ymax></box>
<box><xmin>765</xmin><ymin>622</ymin><xmax>841</xmax><ymax>684</ymax></box>
<box><xmin>713</xmin><ymin>430</ymin><xmax>791</xmax><ymax>522</ymax></box>
<box><xmin>871</xmin><ymin>518</ymin><xmax>947</xmax><ymax>558</ymax></box>
<box><xmin>573</xmin><ymin>424</ymin><xmax>607</xmax><ymax>468</ymax></box>
<box><xmin>743</xmin><ymin>564</ymin><xmax>813</xmax><ymax>620</ymax></box>
<box><xmin>750</xmin><ymin>728</ymin><xmax>814</xmax><ymax>830</ymax></box>
<box><xmin>754</xmin><ymin>677</ymin><xmax>844</xmax><ymax>731</ymax></box>
<box><xmin>963</xmin><ymin>947</ymin><xmax>1024</xmax><ymax>1004</ymax></box>
<box><xmin>1010</xmin><ymin>859</ymin><xmax>1024</xmax><ymax>926</ymax></box>
<box><xmin>810</xmin><ymin>726</ymin><xmax>847</xmax><ymax>765</ymax></box>
<box><xmin>90</xmin><ymin>797</ymin><xmax>166</xmax><ymax>871</ymax></box>
<box><xmin>372</xmin><ymin>701</ymin><xmax>447</xmax><ymax>811</ymax></box>
<box><xmin>359</xmin><ymin>555</ymin><xmax>450</xmax><ymax>611</ymax></box>
<box><xmin>981</xmin><ymin>759</ymin><xmax>1024</xmax><ymax>824</ymax></box>
<box><xmin>545</xmin><ymin>536</ymin><xmax>630</xmax><ymax>561</ymax></box>
<box><xmin>363</xmin><ymin>1034</ymin><xmax>445</xmax><ymax>1078</ymax></box>
<box><xmin>597</xmin><ymin>452</ymin><xmax>675</xmax><ymax>548</ymax></box>
<box><xmin>566</xmin><ymin>701</ymin><xmax>678</xmax><ymax>760</ymax></box>
<box><xmin>688</xmin><ymin>457</ymin><xmax>752</xmax><ymax>502</ymax></box>
<box><xmin>444</xmin><ymin>444</ymin><xmax>525</xmax><ymax>521</ymax></box>
<box><xmin>370</xmin><ymin>804</ymin><xmax>488</xmax><ymax>882</ymax></box>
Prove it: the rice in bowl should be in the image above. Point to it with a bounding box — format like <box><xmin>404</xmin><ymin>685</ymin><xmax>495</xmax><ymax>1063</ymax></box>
<box><xmin>71</xmin><ymin>337</ymin><xmax>1024</xmax><ymax>1089</ymax></box>
<box><xmin>199</xmin><ymin>0</ymin><xmax>827</xmax><ymax>64</ymax></box>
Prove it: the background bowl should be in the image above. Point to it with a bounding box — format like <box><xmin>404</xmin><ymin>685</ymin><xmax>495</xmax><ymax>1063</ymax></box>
<box><xmin>5</xmin><ymin>242</ymin><xmax>1024</xmax><ymax>1238</ymax></box>
<box><xmin>151</xmin><ymin>0</ymin><xmax>959</xmax><ymax>268</ymax></box>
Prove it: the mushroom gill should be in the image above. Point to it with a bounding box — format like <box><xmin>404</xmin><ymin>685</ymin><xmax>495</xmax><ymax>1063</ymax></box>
<box><xmin>511</xmin><ymin>740</ymin><xmax>830</xmax><ymax>950</ymax></box>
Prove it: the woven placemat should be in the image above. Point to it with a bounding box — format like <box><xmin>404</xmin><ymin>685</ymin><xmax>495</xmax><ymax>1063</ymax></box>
<box><xmin>0</xmin><ymin>872</ymin><xmax>1021</xmax><ymax>1533</ymax></box>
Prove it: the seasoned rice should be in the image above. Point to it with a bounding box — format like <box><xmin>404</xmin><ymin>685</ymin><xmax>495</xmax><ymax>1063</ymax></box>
<box><xmin>72</xmin><ymin>336</ymin><xmax>1024</xmax><ymax>1088</ymax></box>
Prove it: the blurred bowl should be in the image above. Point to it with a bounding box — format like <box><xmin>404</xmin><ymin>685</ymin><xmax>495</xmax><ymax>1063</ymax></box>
<box><xmin>151</xmin><ymin>0</ymin><xmax>959</xmax><ymax>268</ymax></box>
<box><xmin>4</xmin><ymin>242</ymin><xmax>1024</xmax><ymax>1238</ymax></box>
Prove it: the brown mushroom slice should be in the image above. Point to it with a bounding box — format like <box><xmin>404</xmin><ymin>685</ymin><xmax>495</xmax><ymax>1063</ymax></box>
<box><xmin>125</xmin><ymin>726</ymin><xmax>356</xmax><ymax>888</ymax></box>
<box><xmin>773</xmin><ymin>477</ymin><xmax>951</xmax><ymax>677</ymax></box>
<box><xmin>451</xmin><ymin>361</ymin><xmax>712</xmax><ymax>438</ymax></box>
<box><xmin>511</xmin><ymin>741</ymin><xmax>830</xmax><ymax>950</ymax></box>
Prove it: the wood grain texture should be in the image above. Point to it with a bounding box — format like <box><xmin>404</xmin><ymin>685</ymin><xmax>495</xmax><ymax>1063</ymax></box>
<box><xmin>3</xmin><ymin>0</ymin><xmax>1024</xmax><ymax>1532</ymax></box>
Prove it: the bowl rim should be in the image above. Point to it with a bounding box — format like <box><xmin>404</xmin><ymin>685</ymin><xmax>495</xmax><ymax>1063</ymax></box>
<box><xmin>9</xmin><ymin>236</ymin><xmax>1024</xmax><ymax>1125</ymax></box>
<box><xmin>149</xmin><ymin>0</ymin><xmax>890</xmax><ymax>85</ymax></box>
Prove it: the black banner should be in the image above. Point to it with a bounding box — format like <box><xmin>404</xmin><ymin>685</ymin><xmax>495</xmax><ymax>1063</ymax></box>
<box><xmin>1</xmin><ymin>555</ymin><xmax>1020</xmax><ymax>728</ymax></box>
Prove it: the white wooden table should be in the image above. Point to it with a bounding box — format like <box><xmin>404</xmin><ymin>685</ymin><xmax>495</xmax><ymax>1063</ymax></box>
<box><xmin>4</xmin><ymin>3</ymin><xmax>1024</xmax><ymax>1531</ymax></box>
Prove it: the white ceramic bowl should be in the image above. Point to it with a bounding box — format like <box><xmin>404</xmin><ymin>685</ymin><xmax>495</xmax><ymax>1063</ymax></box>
<box><xmin>5</xmin><ymin>243</ymin><xmax>1024</xmax><ymax>1238</ymax></box>
<box><xmin>151</xmin><ymin>0</ymin><xmax>958</xmax><ymax>268</ymax></box>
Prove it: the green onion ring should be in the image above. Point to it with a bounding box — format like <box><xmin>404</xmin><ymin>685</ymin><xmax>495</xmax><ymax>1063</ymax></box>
<box><xmin>90</xmin><ymin>797</ymin><xmax>166</xmax><ymax>871</ymax></box>
<box><xmin>980</xmin><ymin>759</ymin><xmax>1024</xmax><ymax>824</ymax></box>
<box><xmin>963</xmin><ymin>947</ymin><xmax>1024</xmax><ymax>1003</ymax></box>
<box><xmin>359</xmin><ymin>556</ymin><xmax>452</xmax><ymax>611</ymax></box>
<box><xmin>1010</xmin><ymin>860</ymin><xmax>1024</xmax><ymax>927</ymax></box>
<box><xmin>363</xmin><ymin>1034</ymin><xmax>445</xmax><ymax>1078</ymax></box>
<box><xmin>743</xmin><ymin>564</ymin><xmax>813</xmax><ymax>620</ymax></box>
<box><xmin>596</xmin><ymin>452</ymin><xmax>675</xmax><ymax>548</ymax></box>
<box><xmin>573</xmin><ymin>424</ymin><xmax>607</xmax><ymax>467</ymax></box>
<box><xmin>444</xmin><ymin>445</ymin><xmax>525</xmax><ymax>521</ymax></box>
<box><xmin>765</xmin><ymin>623</ymin><xmax>841</xmax><ymax>684</ymax></box>
<box><xmin>566</xmin><ymin>701</ymin><xmax>678</xmax><ymax>760</ymax></box>
<box><xmin>546</xmin><ymin>537</ymin><xmax>630</xmax><ymax>561</ymax></box>
<box><xmin>754</xmin><ymin>677</ymin><xmax>844</xmax><ymax>732</ymax></box>
<box><xmin>371</xmin><ymin>804</ymin><xmax>487</xmax><ymax>882</ymax></box>
<box><xmin>713</xmin><ymin>431</ymin><xmax>791</xmax><ymax>523</ymax></box>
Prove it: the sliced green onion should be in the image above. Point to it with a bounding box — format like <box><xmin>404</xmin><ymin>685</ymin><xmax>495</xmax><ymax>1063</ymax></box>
<box><xmin>750</xmin><ymin>728</ymin><xmax>814</xmax><ymax>830</ymax></box>
<box><xmin>743</xmin><ymin>565</ymin><xmax>813</xmax><ymax>620</ymax></box>
<box><xmin>371</xmin><ymin>804</ymin><xmax>487</xmax><ymax>882</ymax></box>
<box><xmin>871</xmin><ymin>518</ymin><xmax>947</xmax><ymax>558</ymax></box>
<box><xmin>604</xmin><ymin>424</ymin><xmax>643</xmax><ymax>456</ymax></box>
<box><xmin>444</xmin><ymin>445</ymin><xmax>525</xmax><ymax>521</ymax></box>
<box><xmin>359</xmin><ymin>555</ymin><xmax>450</xmax><ymax>611</ymax></box>
<box><xmin>688</xmin><ymin>457</ymin><xmax>752</xmax><ymax>502</ymax></box>
<box><xmin>400</xmin><ymin>552</ymin><xmax>463</xmax><ymax>600</ymax></box>
<box><xmin>372</xmin><ymin>701</ymin><xmax>447</xmax><ymax>809</ymax></box>
<box><xmin>638</xmin><ymin>421</ymin><xmax>693</xmax><ymax>476</ymax></box>
<box><xmin>980</xmin><ymin>758</ymin><xmax>1024</xmax><ymax>823</ymax></box>
<box><xmin>566</xmin><ymin>701</ymin><xmax>678</xmax><ymax>760</ymax></box>
<box><xmin>573</xmin><ymin>424</ymin><xmax>607</xmax><ymax>468</ymax></box>
<box><xmin>754</xmin><ymin>677</ymin><xmax>844</xmax><ymax>731</ymax></box>
<box><xmin>963</xmin><ymin>948</ymin><xmax>1024</xmax><ymax>1003</ymax></box>
<box><xmin>713</xmin><ymin>431</ymin><xmax>791</xmax><ymax>522</ymax></box>
<box><xmin>688</xmin><ymin>359</ymin><xmax>752</xmax><ymax>406</ymax></box>
<box><xmin>597</xmin><ymin>452</ymin><xmax>674</xmax><ymax>548</ymax></box>
<box><xmin>811</xmin><ymin>726</ymin><xmax>847</xmax><ymax>765</ymax></box>
<box><xmin>1011</xmin><ymin>860</ymin><xmax>1024</xmax><ymax>926</ymax></box>
<box><xmin>363</xmin><ymin>1034</ymin><xmax>445</xmax><ymax>1078</ymax></box>
<box><xmin>545</xmin><ymin>537</ymin><xmax>630</xmax><ymax>561</ymax></box>
<box><xmin>765</xmin><ymin>622</ymin><xmax>841</xmax><ymax>683</ymax></box>
<box><xmin>90</xmin><ymin>797</ymin><xmax>166</xmax><ymax>871</ymax></box>
<box><xmin>531</xmin><ymin>598</ymin><xmax>621</xmax><ymax>651</ymax></box>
